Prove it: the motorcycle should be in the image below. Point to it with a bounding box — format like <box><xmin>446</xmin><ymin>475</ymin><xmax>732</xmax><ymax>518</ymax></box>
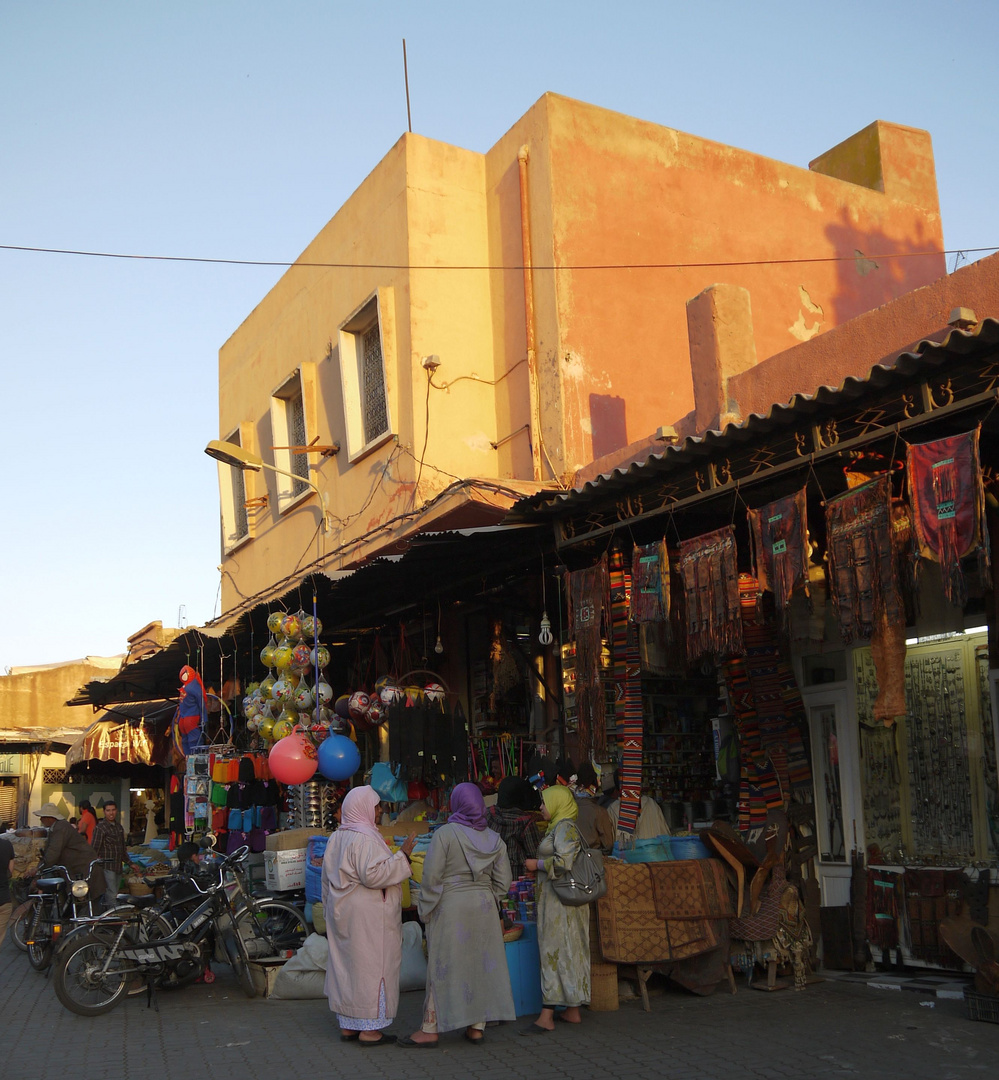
<box><xmin>22</xmin><ymin>859</ymin><xmax>103</xmax><ymax>971</ymax></box>
<box><xmin>51</xmin><ymin>846</ymin><xmax>274</xmax><ymax>1015</ymax></box>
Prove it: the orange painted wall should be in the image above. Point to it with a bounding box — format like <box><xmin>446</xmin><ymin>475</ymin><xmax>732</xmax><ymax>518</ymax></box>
<box><xmin>728</xmin><ymin>251</ymin><xmax>999</xmax><ymax>419</ymax></box>
<box><xmin>534</xmin><ymin>96</ymin><xmax>944</xmax><ymax>469</ymax></box>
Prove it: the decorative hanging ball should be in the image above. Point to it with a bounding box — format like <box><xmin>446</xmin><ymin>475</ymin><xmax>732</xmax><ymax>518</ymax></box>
<box><xmin>348</xmin><ymin>691</ymin><xmax>370</xmax><ymax>720</ymax></box>
<box><xmin>424</xmin><ymin>682</ymin><xmax>446</xmax><ymax>707</ymax></box>
<box><xmin>316</xmin><ymin>705</ymin><xmax>334</xmax><ymax>726</ymax></box>
<box><xmin>259</xmin><ymin>675</ymin><xmax>276</xmax><ymax>701</ymax></box>
<box><xmin>316</xmin><ymin>681</ymin><xmax>334</xmax><ymax>705</ymax></box>
<box><xmin>290</xmin><ymin>643</ymin><xmax>312</xmax><ymax>673</ymax></box>
<box><xmin>258</xmin><ymin>716</ymin><xmax>276</xmax><ymax>741</ymax></box>
<box><xmin>271</xmin><ymin>718</ymin><xmax>294</xmax><ymax>741</ymax></box>
<box><xmin>243</xmin><ymin>701</ymin><xmax>260</xmax><ymax>722</ymax></box>
<box><xmin>301</xmin><ymin>615</ymin><xmax>322</xmax><ymax>642</ymax></box>
<box><xmin>271</xmin><ymin>677</ymin><xmax>292</xmax><ymax>705</ymax></box>
<box><xmin>246</xmin><ymin>681</ymin><xmax>260</xmax><ymax>695</ymax></box>
<box><xmin>294</xmin><ymin>685</ymin><xmax>315</xmax><ymax>711</ymax></box>
<box><xmin>259</xmin><ymin>641</ymin><xmax>277</xmax><ymax>668</ymax></box>
<box><xmin>309</xmin><ymin>723</ymin><xmax>329</xmax><ymax>742</ymax></box>
<box><xmin>272</xmin><ymin>645</ymin><xmax>294</xmax><ymax>671</ymax></box>
<box><xmin>310</xmin><ymin>645</ymin><xmax>330</xmax><ymax>670</ymax></box>
<box><xmin>281</xmin><ymin>613</ymin><xmax>302</xmax><ymax>641</ymax></box>
<box><xmin>365</xmin><ymin>700</ymin><xmax>383</xmax><ymax>726</ymax></box>
<box><xmin>245</xmin><ymin>717</ymin><xmax>259</xmax><ymax>732</ymax></box>
<box><xmin>334</xmin><ymin>694</ymin><xmax>352</xmax><ymax>720</ymax></box>
<box><xmin>317</xmin><ymin>733</ymin><xmax>361</xmax><ymax>781</ymax></box>
<box><xmin>266</xmin><ymin>611</ymin><xmax>285</xmax><ymax>635</ymax></box>
<box><xmin>268</xmin><ymin>730</ymin><xmax>319</xmax><ymax>785</ymax></box>
<box><xmin>378</xmin><ymin>682</ymin><xmax>403</xmax><ymax>708</ymax></box>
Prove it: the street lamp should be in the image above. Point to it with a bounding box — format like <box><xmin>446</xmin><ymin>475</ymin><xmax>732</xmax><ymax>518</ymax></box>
<box><xmin>204</xmin><ymin>440</ymin><xmax>331</xmax><ymax>531</ymax></box>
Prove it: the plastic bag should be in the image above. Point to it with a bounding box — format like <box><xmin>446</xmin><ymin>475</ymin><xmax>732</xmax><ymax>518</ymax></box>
<box><xmin>399</xmin><ymin>921</ymin><xmax>427</xmax><ymax>991</ymax></box>
<box><xmin>370</xmin><ymin>762</ymin><xmax>409</xmax><ymax>803</ymax></box>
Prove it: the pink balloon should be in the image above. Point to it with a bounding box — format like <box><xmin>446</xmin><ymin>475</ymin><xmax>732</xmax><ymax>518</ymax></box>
<box><xmin>268</xmin><ymin>731</ymin><xmax>319</xmax><ymax>785</ymax></box>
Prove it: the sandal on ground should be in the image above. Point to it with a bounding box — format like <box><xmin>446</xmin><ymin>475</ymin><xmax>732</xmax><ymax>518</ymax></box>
<box><xmin>554</xmin><ymin>1013</ymin><xmax>581</xmax><ymax>1024</ymax></box>
<box><xmin>359</xmin><ymin>1034</ymin><xmax>397</xmax><ymax>1048</ymax></box>
<box><xmin>519</xmin><ymin>1024</ymin><xmax>553</xmax><ymax>1036</ymax></box>
<box><xmin>463</xmin><ymin>1031</ymin><xmax>485</xmax><ymax>1044</ymax></box>
<box><xmin>396</xmin><ymin>1036</ymin><xmax>439</xmax><ymax>1048</ymax></box>
<box><xmin>340</xmin><ymin>1033</ymin><xmax>360</xmax><ymax>1042</ymax></box>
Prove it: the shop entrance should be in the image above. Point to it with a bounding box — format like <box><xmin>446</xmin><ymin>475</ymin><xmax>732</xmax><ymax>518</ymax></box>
<box><xmin>803</xmin><ymin>687</ymin><xmax>859</xmax><ymax>908</ymax></box>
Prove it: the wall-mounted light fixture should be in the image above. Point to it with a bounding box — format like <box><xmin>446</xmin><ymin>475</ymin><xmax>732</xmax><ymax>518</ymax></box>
<box><xmin>204</xmin><ymin>440</ymin><xmax>331</xmax><ymax>531</ymax></box>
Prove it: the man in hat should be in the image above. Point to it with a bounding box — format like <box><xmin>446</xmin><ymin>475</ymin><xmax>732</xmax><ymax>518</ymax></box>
<box><xmin>33</xmin><ymin>802</ymin><xmax>101</xmax><ymax>893</ymax></box>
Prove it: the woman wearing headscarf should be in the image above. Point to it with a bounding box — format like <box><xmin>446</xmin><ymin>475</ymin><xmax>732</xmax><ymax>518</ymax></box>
<box><xmin>399</xmin><ymin>783</ymin><xmax>516</xmax><ymax>1047</ymax></box>
<box><xmin>321</xmin><ymin>786</ymin><xmax>416</xmax><ymax>1047</ymax></box>
<box><xmin>522</xmin><ymin>786</ymin><xmax>591</xmax><ymax>1034</ymax></box>
<box><xmin>486</xmin><ymin>776</ymin><xmax>542</xmax><ymax>879</ymax></box>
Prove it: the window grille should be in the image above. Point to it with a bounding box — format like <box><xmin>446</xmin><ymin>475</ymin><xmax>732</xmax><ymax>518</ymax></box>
<box><xmin>232</xmin><ymin>462</ymin><xmax>248</xmax><ymax>540</ymax></box>
<box><xmin>362</xmin><ymin>324</ymin><xmax>389</xmax><ymax>444</ymax></box>
<box><xmin>286</xmin><ymin>392</ymin><xmax>310</xmax><ymax>496</ymax></box>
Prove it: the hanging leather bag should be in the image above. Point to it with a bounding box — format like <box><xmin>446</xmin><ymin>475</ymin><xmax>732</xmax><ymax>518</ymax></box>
<box><xmin>549</xmin><ymin>820</ymin><xmax>608</xmax><ymax>906</ymax></box>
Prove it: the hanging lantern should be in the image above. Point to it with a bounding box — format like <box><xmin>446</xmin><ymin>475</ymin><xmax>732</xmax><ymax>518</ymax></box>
<box><xmin>539</xmin><ymin>611</ymin><xmax>553</xmax><ymax>646</ymax></box>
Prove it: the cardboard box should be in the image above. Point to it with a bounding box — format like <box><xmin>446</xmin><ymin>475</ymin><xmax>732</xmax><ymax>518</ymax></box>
<box><xmin>264</xmin><ymin>848</ymin><xmax>306</xmax><ymax>891</ymax></box>
<box><xmin>266</xmin><ymin>827</ymin><xmax>331</xmax><ymax>852</ymax></box>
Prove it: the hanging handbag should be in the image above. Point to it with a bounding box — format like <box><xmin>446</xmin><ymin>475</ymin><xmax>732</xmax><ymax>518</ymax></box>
<box><xmin>549</xmin><ymin>821</ymin><xmax>608</xmax><ymax>906</ymax></box>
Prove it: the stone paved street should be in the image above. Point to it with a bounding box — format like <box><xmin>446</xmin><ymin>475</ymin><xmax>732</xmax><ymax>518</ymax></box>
<box><xmin>2</xmin><ymin>935</ymin><xmax>995</xmax><ymax>1080</ymax></box>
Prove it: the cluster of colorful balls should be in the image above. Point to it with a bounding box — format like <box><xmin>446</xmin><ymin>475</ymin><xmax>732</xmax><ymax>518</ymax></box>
<box><xmin>239</xmin><ymin>610</ymin><xmax>358</xmax><ymax>783</ymax></box>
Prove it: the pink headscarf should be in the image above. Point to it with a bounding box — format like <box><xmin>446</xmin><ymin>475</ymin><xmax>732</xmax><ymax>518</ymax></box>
<box><xmin>338</xmin><ymin>786</ymin><xmax>387</xmax><ymax>846</ymax></box>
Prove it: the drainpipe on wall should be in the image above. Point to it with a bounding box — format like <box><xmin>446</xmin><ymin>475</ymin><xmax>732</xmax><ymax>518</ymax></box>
<box><xmin>518</xmin><ymin>145</ymin><xmax>544</xmax><ymax>484</ymax></box>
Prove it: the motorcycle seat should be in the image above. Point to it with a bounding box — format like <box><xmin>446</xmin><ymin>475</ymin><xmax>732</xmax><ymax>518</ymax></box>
<box><xmin>36</xmin><ymin>877</ymin><xmax>65</xmax><ymax>891</ymax></box>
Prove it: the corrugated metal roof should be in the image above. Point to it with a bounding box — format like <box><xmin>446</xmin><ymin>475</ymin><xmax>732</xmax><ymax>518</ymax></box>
<box><xmin>514</xmin><ymin>317</ymin><xmax>999</xmax><ymax>518</ymax></box>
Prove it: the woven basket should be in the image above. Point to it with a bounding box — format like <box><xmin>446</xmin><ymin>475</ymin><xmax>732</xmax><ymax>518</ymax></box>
<box><xmin>590</xmin><ymin>961</ymin><xmax>619</xmax><ymax>1012</ymax></box>
<box><xmin>126</xmin><ymin>875</ymin><xmax>152</xmax><ymax>897</ymax></box>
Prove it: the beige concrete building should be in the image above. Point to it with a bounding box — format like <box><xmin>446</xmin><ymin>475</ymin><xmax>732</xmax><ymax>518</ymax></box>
<box><xmin>214</xmin><ymin>93</ymin><xmax>944</xmax><ymax>611</ymax></box>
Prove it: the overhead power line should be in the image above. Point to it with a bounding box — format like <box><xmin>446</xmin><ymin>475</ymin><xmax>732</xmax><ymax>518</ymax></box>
<box><xmin>1</xmin><ymin>242</ymin><xmax>997</xmax><ymax>272</ymax></box>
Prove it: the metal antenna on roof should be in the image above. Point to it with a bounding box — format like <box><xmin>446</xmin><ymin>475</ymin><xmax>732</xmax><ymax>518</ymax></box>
<box><xmin>402</xmin><ymin>39</ymin><xmax>412</xmax><ymax>133</ymax></box>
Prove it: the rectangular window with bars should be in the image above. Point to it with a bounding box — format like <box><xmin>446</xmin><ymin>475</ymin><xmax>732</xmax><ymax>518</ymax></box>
<box><xmin>339</xmin><ymin>295</ymin><xmax>393</xmax><ymax>460</ymax></box>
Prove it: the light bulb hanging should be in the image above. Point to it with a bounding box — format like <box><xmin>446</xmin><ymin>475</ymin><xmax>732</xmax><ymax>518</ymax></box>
<box><xmin>538</xmin><ymin>552</ymin><xmax>553</xmax><ymax>645</ymax></box>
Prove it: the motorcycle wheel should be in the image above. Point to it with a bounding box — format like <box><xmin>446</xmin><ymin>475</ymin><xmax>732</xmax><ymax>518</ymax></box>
<box><xmin>10</xmin><ymin>905</ymin><xmax>32</xmax><ymax>952</ymax></box>
<box><xmin>221</xmin><ymin>929</ymin><xmax>257</xmax><ymax>1000</ymax></box>
<box><xmin>234</xmin><ymin>901</ymin><xmax>308</xmax><ymax>958</ymax></box>
<box><xmin>26</xmin><ymin>905</ymin><xmax>53</xmax><ymax>971</ymax></box>
<box><xmin>53</xmin><ymin>934</ymin><xmax>130</xmax><ymax>1016</ymax></box>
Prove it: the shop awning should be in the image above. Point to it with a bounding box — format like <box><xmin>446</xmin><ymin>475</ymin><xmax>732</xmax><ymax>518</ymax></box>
<box><xmin>64</xmin><ymin>717</ymin><xmax>170</xmax><ymax>770</ymax></box>
<box><xmin>0</xmin><ymin>726</ymin><xmax>88</xmax><ymax>752</ymax></box>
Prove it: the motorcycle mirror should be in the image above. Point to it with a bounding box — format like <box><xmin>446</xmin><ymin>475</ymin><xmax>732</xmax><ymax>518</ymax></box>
<box><xmin>199</xmin><ymin>833</ymin><xmax>216</xmax><ymax>850</ymax></box>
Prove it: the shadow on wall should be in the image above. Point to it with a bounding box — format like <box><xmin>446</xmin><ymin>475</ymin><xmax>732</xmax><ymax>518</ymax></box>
<box><xmin>589</xmin><ymin>393</ymin><xmax>627</xmax><ymax>461</ymax></box>
<box><xmin>824</xmin><ymin>210</ymin><xmax>945</xmax><ymax>329</ymax></box>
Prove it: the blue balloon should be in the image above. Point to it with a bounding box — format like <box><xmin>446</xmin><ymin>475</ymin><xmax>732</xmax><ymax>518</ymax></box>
<box><xmin>317</xmin><ymin>734</ymin><xmax>361</xmax><ymax>780</ymax></box>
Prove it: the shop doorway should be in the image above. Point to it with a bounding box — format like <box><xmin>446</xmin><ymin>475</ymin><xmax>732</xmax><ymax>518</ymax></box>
<box><xmin>804</xmin><ymin>687</ymin><xmax>861</xmax><ymax>907</ymax></box>
<box><xmin>0</xmin><ymin>778</ymin><xmax>18</xmax><ymax>827</ymax></box>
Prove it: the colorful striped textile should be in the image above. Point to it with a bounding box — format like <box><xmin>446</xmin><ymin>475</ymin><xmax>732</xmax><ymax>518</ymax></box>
<box><xmin>723</xmin><ymin>575</ymin><xmax>812</xmax><ymax>830</ymax></box>
<box><xmin>610</xmin><ymin>547</ymin><xmax>643</xmax><ymax>834</ymax></box>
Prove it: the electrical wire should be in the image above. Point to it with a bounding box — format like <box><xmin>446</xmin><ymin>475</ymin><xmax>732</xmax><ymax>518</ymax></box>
<box><xmin>411</xmin><ymin>368</ymin><xmax>432</xmax><ymax>507</ymax></box>
<box><xmin>429</xmin><ymin>357</ymin><xmax>527</xmax><ymax>391</ymax></box>
<box><xmin>2</xmin><ymin>242</ymin><xmax>996</xmax><ymax>272</ymax></box>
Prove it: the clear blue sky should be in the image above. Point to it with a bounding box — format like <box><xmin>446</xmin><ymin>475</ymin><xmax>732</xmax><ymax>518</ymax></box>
<box><xmin>2</xmin><ymin>1</ymin><xmax>997</xmax><ymax>672</ymax></box>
